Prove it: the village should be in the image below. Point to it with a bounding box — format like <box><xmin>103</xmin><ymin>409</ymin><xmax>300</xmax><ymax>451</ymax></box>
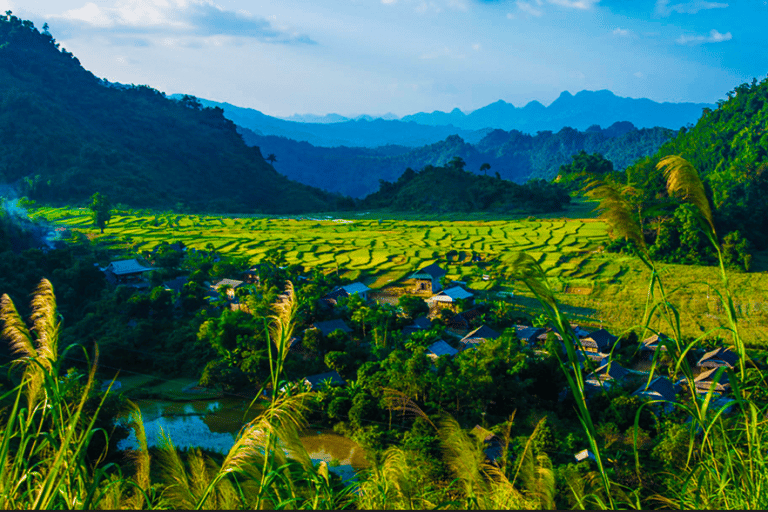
<box><xmin>97</xmin><ymin>238</ymin><xmax>739</xmax><ymax>463</ymax></box>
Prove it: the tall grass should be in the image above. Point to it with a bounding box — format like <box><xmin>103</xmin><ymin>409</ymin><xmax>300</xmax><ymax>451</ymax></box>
<box><xmin>4</xmin><ymin>159</ymin><xmax>768</xmax><ymax>509</ymax></box>
<box><xmin>0</xmin><ymin>280</ymin><xmax>357</xmax><ymax>510</ymax></box>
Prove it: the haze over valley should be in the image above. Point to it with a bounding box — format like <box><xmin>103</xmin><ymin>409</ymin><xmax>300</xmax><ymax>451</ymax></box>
<box><xmin>1</xmin><ymin>3</ymin><xmax>768</xmax><ymax>510</ymax></box>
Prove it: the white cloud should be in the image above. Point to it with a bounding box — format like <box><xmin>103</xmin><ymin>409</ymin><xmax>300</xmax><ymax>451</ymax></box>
<box><xmin>516</xmin><ymin>1</ymin><xmax>543</xmax><ymax>17</ymax></box>
<box><xmin>0</xmin><ymin>0</ymin><xmax>13</xmax><ymax>12</ymax></box>
<box><xmin>634</xmin><ymin>71</ymin><xmax>644</xmax><ymax>78</ymax></box>
<box><xmin>612</xmin><ymin>27</ymin><xmax>630</xmax><ymax>36</ymax></box>
<box><xmin>472</xmin><ymin>43</ymin><xmax>481</xmax><ymax>51</ymax></box>
<box><xmin>511</xmin><ymin>0</ymin><xmax>597</xmax><ymax>18</ymax></box>
<box><xmin>676</xmin><ymin>28</ymin><xmax>732</xmax><ymax>44</ymax></box>
<box><xmin>548</xmin><ymin>0</ymin><xmax>600</xmax><ymax>9</ymax></box>
<box><xmin>655</xmin><ymin>0</ymin><xmax>728</xmax><ymax>16</ymax></box>
<box><xmin>50</xmin><ymin>0</ymin><xmax>315</xmax><ymax>45</ymax></box>
<box><xmin>381</xmin><ymin>0</ymin><xmax>397</xmax><ymax>4</ymax></box>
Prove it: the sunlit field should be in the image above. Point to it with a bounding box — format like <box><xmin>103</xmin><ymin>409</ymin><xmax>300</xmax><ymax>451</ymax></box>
<box><xmin>33</xmin><ymin>206</ymin><xmax>768</xmax><ymax>345</ymax></box>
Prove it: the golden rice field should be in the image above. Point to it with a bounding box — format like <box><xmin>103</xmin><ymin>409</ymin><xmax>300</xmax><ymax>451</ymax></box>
<box><xmin>34</xmin><ymin>206</ymin><xmax>768</xmax><ymax>345</ymax></box>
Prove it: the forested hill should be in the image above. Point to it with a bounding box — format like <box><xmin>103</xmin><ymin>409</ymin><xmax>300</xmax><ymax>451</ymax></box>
<box><xmin>621</xmin><ymin>76</ymin><xmax>768</xmax><ymax>253</ymax></box>
<box><xmin>0</xmin><ymin>14</ymin><xmax>345</xmax><ymax>213</ymax></box>
<box><xmin>362</xmin><ymin>162</ymin><xmax>571</xmax><ymax>213</ymax></box>
<box><xmin>239</xmin><ymin>122</ymin><xmax>674</xmax><ymax>198</ymax></box>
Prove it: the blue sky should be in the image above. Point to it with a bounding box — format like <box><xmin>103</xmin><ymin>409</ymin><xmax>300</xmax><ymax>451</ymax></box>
<box><xmin>10</xmin><ymin>0</ymin><xmax>767</xmax><ymax>117</ymax></box>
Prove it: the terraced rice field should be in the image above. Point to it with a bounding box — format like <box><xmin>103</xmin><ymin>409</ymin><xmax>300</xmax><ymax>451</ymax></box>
<box><xmin>32</xmin><ymin>207</ymin><xmax>768</xmax><ymax>344</ymax></box>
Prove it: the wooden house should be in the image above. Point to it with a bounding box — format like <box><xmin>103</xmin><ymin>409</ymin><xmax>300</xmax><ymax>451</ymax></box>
<box><xmin>212</xmin><ymin>279</ymin><xmax>245</xmax><ymax>300</ymax></box>
<box><xmin>409</xmin><ymin>263</ymin><xmax>447</xmax><ymax>293</ymax></box>
<box><xmin>639</xmin><ymin>333</ymin><xmax>671</xmax><ymax>360</ymax></box>
<box><xmin>163</xmin><ymin>276</ymin><xmax>189</xmax><ymax>295</ymax></box>
<box><xmin>403</xmin><ymin>316</ymin><xmax>432</xmax><ymax>336</ymax></box>
<box><xmin>515</xmin><ymin>326</ymin><xmax>548</xmax><ymax>347</ymax></box>
<box><xmin>633</xmin><ymin>376</ymin><xmax>677</xmax><ymax>409</ymax></box>
<box><xmin>697</xmin><ymin>347</ymin><xmax>738</xmax><ymax>369</ymax></box>
<box><xmin>694</xmin><ymin>367</ymin><xmax>731</xmax><ymax>394</ymax></box>
<box><xmin>428</xmin><ymin>286</ymin><xmax>474</xmax><ymax>305</ymax></box>
<box><xmin>340</xmin><ymin>282</ymin><xmax>371</xmax><ymax>301</ymax></box>
<box><xmin>460</xmin><ymin>325</ymin><xmax>500</xmax><ymax>351</ymax></box>
<box><xmin>311</xmin><ymin>319</ymin><xmax>353</xmax><ymax>337</ymax></box>
<box><xmin>426</xmin><ymin>340</ymin><xmax>458</xmax><ymax>360</ymax></box>
<box><xmin>579</xmin><ymin>329</ymin><xmax>619</xmax><ymax>354</ymax></box>
<box><xmin>104</xmin><ymin>259</ymin><xmax>153</xmax><ymax>285</ymax></box>
<box><xmin>585</xmin><ymin>361</ymin><xmax>630</xmax><ymax>394</ymax></box>
<box><xmin>319</xmin><ymin>287</ymin><xmax>349</xmax><ymax>309</ymax></box>
<box><xmin>570</xmin><ymin>324</ymin><xmax>591</xmax><ymax>338</ymax></box>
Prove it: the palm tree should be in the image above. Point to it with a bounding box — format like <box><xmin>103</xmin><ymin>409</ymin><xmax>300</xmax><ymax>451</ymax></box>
<box><xmin>480</xmin><ymin>162</ymin><xmax>491</xmax><ymax>176</ymax></box>
<box><xmin>266</xmin><ymin>153</ymin><xmax>277</xmax><ymax>166</ymax></box>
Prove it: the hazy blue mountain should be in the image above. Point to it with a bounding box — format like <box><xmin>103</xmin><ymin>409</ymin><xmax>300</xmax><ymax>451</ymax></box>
<box><xmin>402</xmin><ymin>90</ymin><xmax>714</xmax><ymax>132</ymax></box>
<box><xmin>239</xmin><ymin>121</ymin><xmax>675</xmax><ymax>198</ymax></box>
<box><xmin>170</xmin><ymin>95</ymin><xmax>490</xmax><ymax>148</ymax></box>
<box><xmin>282</xmin><ymin>113</ymin><xmax>350</xmax><ymax>123</ymax></box>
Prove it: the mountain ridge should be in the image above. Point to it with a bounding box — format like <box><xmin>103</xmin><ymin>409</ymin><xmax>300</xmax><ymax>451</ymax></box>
<box><xmin>0</xmin><ymin>14</ymin><xmax>344</xmax><ymax>213</ymax></box>
<box><xmin>238</xmin><ymin>121</ymin><xmax>676</xmax><ymax>198</ymax></box>
<box><xmin>176</xmin><ymin>90</ymin><xmax>712</xmax><ymax>149</ymax></box>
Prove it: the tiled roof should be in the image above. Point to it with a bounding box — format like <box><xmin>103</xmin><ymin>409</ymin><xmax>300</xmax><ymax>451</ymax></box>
<box><xmin>516</xmin><ymin>326</ymin><xmax>547</xmax><ymax>342</ymax></box>
<box><xmin>697</xmin><ymin>347</ymin><xmax>738</xmax><ymax>368</ymax></box>
<box><xmin>587</xmin><ymin>362</ymin><xmax>630</xmax><ymax>382</ymax></box>
<box><xmin>409</xmin><ymin>262</ymin><xmax>446</xmax><ymax>280</ymax></box>
<box><xmin>312</xmin><ymin>319</ymin><xmax>353</xmax><ymax>336</ymax></box>
<box><xmin>163</xmin><ymin>276</ymin><xmax>189</xmax><ymax>294</ymax></box>
<box><xmin>583</xmin><ymin>329</ymin><xmax>618</xmax><ymax>351</ymax></box>
<box><xmin>633</xmin><ymin>376</ymin><xmax>677</xmax><ymax>402</ymax></box>
<box><xmin>214</xmin><ymin>278</ymin><xmax>244</xmax><ymax>289</ymax></box>
<box><xmin>427</xmin><ymin>340</ymin><xmax>458</xmax><ymax>358</ymax></box>
<box><xmin>463</xmin><ymin>325</ymin><xmax>500</xmax><ymax>340</ymax></box>
<box><xmin>106</xmin><ymin>259</ymin><xmax>152</xmax><ymax>275</ymax></box>
<box><xmin>429</xmin><ymin>286</ymin><xmax>474</xmax><ymax>302</ymax></box>
<box><xmin>341</xmin><ymin>282</ymin><xmax>371</xmax><ymax>295</ymax></box>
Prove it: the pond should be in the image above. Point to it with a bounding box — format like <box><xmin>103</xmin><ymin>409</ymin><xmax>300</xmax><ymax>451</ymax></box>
<box><xmin>117</xmin><ymin>398</ymin><xmax>367</xmax><ymax>482</ymax></box>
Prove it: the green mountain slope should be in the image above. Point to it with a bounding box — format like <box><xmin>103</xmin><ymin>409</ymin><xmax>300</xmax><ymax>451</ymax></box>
<box><xmin>624</xmin><ymin>77</ymin><xmax>768</xmax><ymax>251</ymax></box>
<box><xmin>0</xmin><ymin>14</ymin><xmax>344</xmax><ymax>213</ymax></box>
<box><xmin>239</xmin><ymin>123</ymin><xmax>674</xmax><ymax>198</ymax></box>
<box><xmin>362</xmin><ymin>162</ymin><xmax>570</xmax><ymax>213</ymax></box>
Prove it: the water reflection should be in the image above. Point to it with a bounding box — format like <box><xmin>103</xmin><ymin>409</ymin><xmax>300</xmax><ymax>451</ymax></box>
<box><xmin>118</xmin><ymin>399</ymin><xmax>366</xmax><ymax>482</ymax></box>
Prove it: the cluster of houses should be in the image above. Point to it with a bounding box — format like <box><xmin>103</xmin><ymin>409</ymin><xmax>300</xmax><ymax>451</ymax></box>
<box><xmin>100</xmin><ymin>254</ymin><xmax>741</xmax><ymax>440</ymax></box>
<box><xmin>100</xmin><ymin>245</ymin><xmax>262</xmax><ymax>309</ymax></box>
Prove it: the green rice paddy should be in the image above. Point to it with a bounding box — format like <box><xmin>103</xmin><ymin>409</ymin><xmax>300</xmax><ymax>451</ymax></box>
<box><xmin>33</xmin><ymin>206</ymin><xmax>768</xmax><ymax>345</ymax></box>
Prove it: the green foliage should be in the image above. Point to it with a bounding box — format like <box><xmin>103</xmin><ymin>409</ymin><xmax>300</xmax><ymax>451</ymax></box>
<box><xmin>0</xmin><ymin>15</ymin><xmax>341</xmax><ymax>213</ymax></box>
<box><xmin>619</xmin><ymin>76</ymin><xmax>768</xmax><ymax>257</ymax></box>
<box><xmin>241</xmin><ymin>123</ymin><xmax>674</xmax><ymax>198</ymax></box>
<box><xmin>365</xmin><ymin>164</ymin><xmax>571</xmax><ymax>213</ymax></box>
<box><xmin>398</xmin><ymin>294</ymin><xmax>429</xmax><ymax>319</ymax></box>
<box><xmin>88</xmin><ymin>192</ymin><xmax>112</xmax><ymax>233</ymax></box>
<box><xmin>556</xmin><ymin>150</ymin><xmax>615</xmax><ymax>192</ymax></box>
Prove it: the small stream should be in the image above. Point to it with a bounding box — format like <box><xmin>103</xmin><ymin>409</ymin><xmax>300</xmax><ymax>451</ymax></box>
<box><xmin>118</xmin><ymin>398</ymin><xmax>367</xmax><ymax>482</ymax></box>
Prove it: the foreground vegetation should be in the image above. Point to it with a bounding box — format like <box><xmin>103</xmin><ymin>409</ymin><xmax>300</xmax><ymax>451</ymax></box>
<box><xmin>2</xmin><ymin>156</ymin><xmax>768</xmax><ymax>508</ymax></box>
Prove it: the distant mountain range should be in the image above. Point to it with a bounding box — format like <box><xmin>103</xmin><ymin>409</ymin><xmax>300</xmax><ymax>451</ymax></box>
<box><xmin>239</xmin><ymin>121</ymin><xmax>676</xmax><ymax>198</ymax></box>
<box><xmin>169</xmin><ymin>96</ymin><xmax>492</xmax><ymax>148</ymax></box>
<box><xmin>401</xmin><ymin>90</ymin><xmax>714</xmax><ymax>132</ymax></box>
<box><xmin>174</xmin><ymin>91</ymin><xmax>712</xmax><ymax>149</ymax></box>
